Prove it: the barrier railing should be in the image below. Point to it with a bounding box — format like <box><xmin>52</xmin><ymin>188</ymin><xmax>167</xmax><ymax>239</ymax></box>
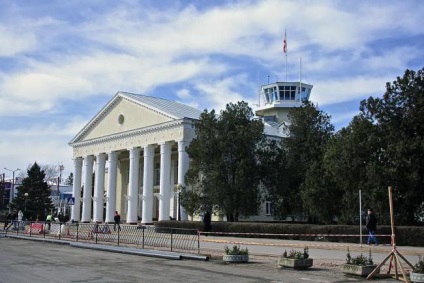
<box><xmin>2</xmin><ymin>221</ymin><xmax>199</xmax><ymax>253</ymax></box>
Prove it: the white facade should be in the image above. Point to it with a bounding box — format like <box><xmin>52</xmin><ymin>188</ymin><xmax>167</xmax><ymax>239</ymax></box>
<box><xmin>69</xmin><ymin>92</ymin><xmax>200</xmax><ymax>223</ymax></box>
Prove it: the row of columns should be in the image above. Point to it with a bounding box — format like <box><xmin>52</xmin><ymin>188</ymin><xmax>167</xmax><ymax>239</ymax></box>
<box><xmin>71</xmin><ymin>140</ymin><xmax>189</xmax><ymax>223</ymax></box>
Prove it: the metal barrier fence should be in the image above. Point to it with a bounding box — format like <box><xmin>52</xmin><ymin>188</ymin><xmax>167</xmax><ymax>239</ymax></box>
<box><xmin>3</xmin><ymin>221</ymin><xmax>200</xmax><ymax>253</ymax></box>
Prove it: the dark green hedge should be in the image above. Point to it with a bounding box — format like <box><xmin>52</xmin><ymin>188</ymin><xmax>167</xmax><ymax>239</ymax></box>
<box><xmin>155</xmin><ymin>221</ymin><xmax>424</xmax><ymax>247</ymax></box>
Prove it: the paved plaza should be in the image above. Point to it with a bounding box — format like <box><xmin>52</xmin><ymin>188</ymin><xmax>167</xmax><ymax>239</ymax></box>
<box><xmin>1</xmin><ymin>233</ymin><xmax>422</xmax><ymax>282</ymax></box>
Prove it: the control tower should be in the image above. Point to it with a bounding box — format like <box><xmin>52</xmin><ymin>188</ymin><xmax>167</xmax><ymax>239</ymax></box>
<box><xmin>255</xmin><ymin>81</ymin><xmax>313</xmax><ymax>137</ymax></box>
<box><xmin>255</xmin><ymin>81</ymin><xmax>313</xmax><ymax>124</ymax></box>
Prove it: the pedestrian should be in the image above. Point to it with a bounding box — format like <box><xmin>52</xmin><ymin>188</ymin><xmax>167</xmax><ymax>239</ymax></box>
<box><xmin>18</xmin><ymin>210</ymin><xmax>23</xmax><ymax>230</ymax></box>
<box><xmin>58</xmin><ymin>212</ymin><xmax>65</xmax><ymax>224</ymax></box>
<box><xmin>46</xmin><ymin>213</ymin><xmax>53</xmax><ymax>230</ymax></box>
<box><xmin>10</xmin><ymin>210</ymin><xmax>18</xmax><ymax>230</ymax></box>
<box><xmin>203</xmin><ymin>211</ymin><xmax>212</xmax><ymax>233</ymax></box>
<box><xmin>114</xmin><ymin>211</ymin><xmax>121</xmax><ymax>231</ymax></box>
<box><xmin>3</xmin><ymin>212</ymin><xmax>12</xmax><ymax>230</ymax></box>
<box><xmin>366</xmin><ymin>208</ymin><xmax>378</xmax><ymax>245</ymax></box>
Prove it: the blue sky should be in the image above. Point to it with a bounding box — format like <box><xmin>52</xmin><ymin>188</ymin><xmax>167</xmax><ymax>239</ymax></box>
<box><xmin>1</xmin><ymin>0</ymin><xmax>423</xmax><ymax>179</ymax></box>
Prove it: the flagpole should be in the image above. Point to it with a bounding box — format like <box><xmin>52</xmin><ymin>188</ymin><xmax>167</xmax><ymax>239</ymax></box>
<box><xmin>284</xmin><ymin>29</ymin><xmax>287</xmax><ymax>82</ymax></box>
<box><xmin>285</xmin><ymin>53</ymin><xmax>287</xmax><ymax>82</ymax></box>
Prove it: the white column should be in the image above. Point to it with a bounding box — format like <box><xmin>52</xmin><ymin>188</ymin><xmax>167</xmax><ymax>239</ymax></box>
<box><xmin>71</xmin><ymin>157</ymin><xmax>83</xmax><ymax>222</ymax></box>
<box><xmin>127</xmin><ymin>147</ymin><xmax>140</xmax><ymax>224</ymax></box>
<box><xmin>105</xmin><ymin>151</ymin><xmax>118</xmax><ymax>223</ymax></box>
<box><xmin>142</xmin><ymin>145</ymin><xmax>155</xmax><ymax>224</ymax></box>
<box><xmin>81</xmin><ymin>155</ymin><xmax>94</xmax><ymax>222</ymax></box>
<box><xmin>93</xmin><ymin>153</ymin><xmax>106</xmax><ymax>223</ymax></box>
<box><xmin>178</xmin><ymin>140</ymin><xmax>189</xmax><ymax>220</ymax></box>
<box><xmin>170</xmin><ymin>160</ymin><xmax>176</xmax><ymax>218</ymax></box>
<box><xmin>159</xmin><ymin>142</ymin><xmax>172</xmax><ymax>221</ymax></box>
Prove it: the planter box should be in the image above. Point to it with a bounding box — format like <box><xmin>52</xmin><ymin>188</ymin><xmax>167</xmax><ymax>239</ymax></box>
<box><xmin>341</xmin><ymin>264</ymin><xmax>379</xmax><ymax>277</ymax></box>
<box><xmin>278</xmin><ymin>258</ymin><xmax>313</xmax><ymax>269</ymax></box>
<box><xmin>411</xmin><ymin>271</ymin><xmax>424</xmax><ymax>282</ymax></box>
<box><xmin>223</xmin><ymin>255</ymin><xmax>249</xmax><ymax>263</ymax></box>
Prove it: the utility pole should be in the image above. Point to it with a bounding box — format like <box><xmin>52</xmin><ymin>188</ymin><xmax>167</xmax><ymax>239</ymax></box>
<box><xmin>58</xmin><ymin>163</ymin><xmax>64</xmax><ymax>185</ymax></box>
<box><xmin>4</xmin><ymin>168</ymin><xmax>20</xmax><ymax>213</ymax></box>
<box><xmin>58</xmin><ymin>163</ymin><xmax>64</xmax><ymax>213</ymax></box>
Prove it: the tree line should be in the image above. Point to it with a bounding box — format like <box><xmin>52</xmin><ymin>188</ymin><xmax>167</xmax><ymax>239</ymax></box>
<box><xmin>181</xmin><ymin>67</ymin><xmax>424</xmax><ymax>225</ymax></box>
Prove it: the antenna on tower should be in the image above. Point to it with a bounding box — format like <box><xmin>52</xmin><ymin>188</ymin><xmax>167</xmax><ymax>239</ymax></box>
<box><xmin>283</xmin><ymin>29</ymin><xmax>287</xmax><ymax>82</ymax></box>
<box><xmin>257</xmin><ymin>70</ymin><xmax>261</xmax><ymax>107</ymax></box>
<box><xmin>299</xmin><ymin>57</ymin><xmax>302</xmax><ymax>101</ymax></box>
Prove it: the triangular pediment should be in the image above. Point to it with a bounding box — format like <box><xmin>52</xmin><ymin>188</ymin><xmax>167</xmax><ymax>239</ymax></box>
<box><xmin>70</xmin><ymin>92</ymin><xmax>192</xmax><ymax>144</ymax></box>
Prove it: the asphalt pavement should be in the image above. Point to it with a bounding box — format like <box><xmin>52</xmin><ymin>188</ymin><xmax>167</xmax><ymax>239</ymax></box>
<box><xmin>2</xmin><ymin>231</ymin><xmax>423</xmax><ymax>282</ymax></box>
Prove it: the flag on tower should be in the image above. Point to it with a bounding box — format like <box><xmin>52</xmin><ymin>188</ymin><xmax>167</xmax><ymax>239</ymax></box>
<box><xmin>283</xmin><ymin>30</ymin><xmax>287</xmax><ymax>53</ymax></box>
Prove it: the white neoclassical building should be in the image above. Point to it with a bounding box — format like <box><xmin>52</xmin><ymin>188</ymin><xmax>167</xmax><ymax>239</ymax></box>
<box><xmin>69</xmin><ymin>91</ymin><xmax>202</xmax><ymax>223</ymax></box>
<box><xmin>69</xmin><ymin>81</ymin><xmax>312</xmax><ymax>224</ymax></box>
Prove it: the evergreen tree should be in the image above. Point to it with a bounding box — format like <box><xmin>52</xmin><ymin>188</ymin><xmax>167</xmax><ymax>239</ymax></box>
<box><xmin>11</xmin><ymin>162</ymin><xmax>54</xmax><ymax>221</ymax></box>
<box><xmin>282</xmin><ymin>101</ymin><xmax>335</xmax><ymax>222</ymax></box>
<box><xmin>184</xmin><ymin>101</ymin><xmax>264</xmax><ymax>221</ymax></box>
<box><xmin>324</xmin><ymin>116</ymin><xmax>387</xmax><ymax>224</ymax></box>
<box><xmin>257</xmin><ymin>139</ymin><xmax>291</xmax><ymax>220</ymax></box>
<box><xmin>65</xmin><ymin>173</ymin><xmax>74</xmax><ymax>186</ymax></box>
<box><xmin>359</xmin><ymin>67</ymin><xmax>424</xmax><ymax>224</ymax></box>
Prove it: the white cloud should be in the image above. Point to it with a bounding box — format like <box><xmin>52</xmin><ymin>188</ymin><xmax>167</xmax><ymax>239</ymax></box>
<box><xmin>190</xmin><ymin>73</ymin><xmax>258</xmax><ymax>112</ymax></box>
<box><xmin>0</xmin><ymin>119</ymin><xmax>83</xmax><ymax>178</ymax></box>
<box><xmin>0</xmin><ymin>26</ymin><xmax>37</xmax><ymax>56</ymax></box>
<box><xmin>312</xmin><ymin>75</ymin><xmax>391</xmax><ymax>106</ymax></box>
<box><xmin>176</xmin><ymin>88</ymin><xmax>192</xmax><ymax>99</ymax></box>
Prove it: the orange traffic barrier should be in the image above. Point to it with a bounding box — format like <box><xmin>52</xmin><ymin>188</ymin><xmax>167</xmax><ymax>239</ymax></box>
<box><xmin>29</xmin><ymin>223</ymin><xmax>44</xmax><ymax>234</ymax></box>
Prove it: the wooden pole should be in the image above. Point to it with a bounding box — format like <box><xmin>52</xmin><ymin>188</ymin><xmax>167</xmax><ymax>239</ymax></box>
<box><xmin>389</xmin><ymin>186</ymin><xmax>396</xmax><ymax>246</ymax></box>
<box><xmin>359</xmin><ymin>190</ymin><xmax>363</xmax><ymax>246</ymax></box>
<box><xmin>366</xmin><ymin>186</ymin><xmax>413</xmax><ymax>282</ymax></box>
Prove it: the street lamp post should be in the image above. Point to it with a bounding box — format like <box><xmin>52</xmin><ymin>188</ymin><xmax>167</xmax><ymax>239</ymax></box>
<box><xmin>4</xmin><ymin>168</ymin><xmax>20</xmax><ymax>213</ymax></box>
<box><xmin>24</xmin><ymin>192</ymin><xmax>28</xmax><ymax>212</ymax></box>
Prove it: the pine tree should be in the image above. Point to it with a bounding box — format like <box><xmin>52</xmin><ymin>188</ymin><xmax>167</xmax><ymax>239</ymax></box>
<box><xmin>185</xmin><ymin>101</ymin><xmax>264</xmax><ymax>221</ymax></box>
<box><xmin>11</xmin><ymin>162</ymin><xmax>54</xmax><ymax>221</ymax></box>
<box><xmin>65</xmin><ymin>173</ymin><xmax>74</xmax><ymax>186</ymax></box>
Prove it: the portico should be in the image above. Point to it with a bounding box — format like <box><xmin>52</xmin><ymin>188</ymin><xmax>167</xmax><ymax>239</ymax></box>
<box><xmin>69</xmin><ymin>92</ymin><xmax>200</xmax><ymax>223</ymax></box>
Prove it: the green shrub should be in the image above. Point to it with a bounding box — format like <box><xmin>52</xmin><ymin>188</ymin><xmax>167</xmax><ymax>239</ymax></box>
<box><xmin>346</xmin><ymin>247</ymin><xmax>373</xmax><ymax>265</ymax></box>
<box><xmin>282</xmin><ymin>247</ymin><xmax>309</xmax><ymax>259</ymax></box>
<box><xmin>413</xmin><ymin>256</ymin><xmax>424</xmax><ymax>273</ymax></box>
<box><xmin>224</xmin><ymin>245</ymin><xmax>249</xmax><ymax>255</ymax></box>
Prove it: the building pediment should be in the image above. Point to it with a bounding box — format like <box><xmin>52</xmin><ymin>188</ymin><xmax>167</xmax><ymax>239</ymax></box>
<box><xmin>69</xmin><ymin>91</ymin><xmax>202</xmax><ymax>145</ymax></box>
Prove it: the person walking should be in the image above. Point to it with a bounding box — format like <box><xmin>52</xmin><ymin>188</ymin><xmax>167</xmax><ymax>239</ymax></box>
<box><xmin>9</xmin><ymin>210</ymin><xmax>18</xmax><ymax>230</ymax></box>
<box><xmin>46</xmin><ymin>213</ymin><xmax>53</xmax><ymax>230</ymax></box>
<box><xmin>203</xmin><ymin>211</ymin><xmax>212</xmax><ymax>233</ymax></box>
<box><xmin>3</xmin><ymin>212</ymin><xmax>12</xmax><ymax>230</ymax></box>
<box><xmin>17</xmin><ymin>210</ymin><xmax>23</xmax><ymax>230</ymax></box>
<box><xmin>366</xmin><ymin>208</ymin><xmax>378</xmax><ymax>245</ymax></box>
<box><xmin>114</xmin><ymin>211</ymin><xmax>121</xmax><ymax>232</ymax></box>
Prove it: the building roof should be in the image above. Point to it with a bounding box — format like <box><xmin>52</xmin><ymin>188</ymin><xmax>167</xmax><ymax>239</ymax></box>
<box><xmin>120</xmin><ymin>92</ymin><xmax>203</xmax><ymax>120</ymax></box>
<box><xmin>262</xmin><ymin>121</ymin><xmax>286</xmax><ymax>138</ymax></box>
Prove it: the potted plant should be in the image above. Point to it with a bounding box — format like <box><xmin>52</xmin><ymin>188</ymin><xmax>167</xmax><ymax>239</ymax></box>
<box><xmin>410</xmin><ymin>256</ymin><xmax>424</xmax><ymax>282</ymax></box>
<box><xmin>278</xmin><ymin>247</ymin><xmax>313</xmax><ymax>269</ymax></box>
<box><xmin>341</xmin><ymin>248</ymin><xmax>379</xmax><ymax>277</ymax></box>
<box><xmin>223</xmin><ymin>245</ymin><xmax>249</xmax><ymax>263</ymax></box>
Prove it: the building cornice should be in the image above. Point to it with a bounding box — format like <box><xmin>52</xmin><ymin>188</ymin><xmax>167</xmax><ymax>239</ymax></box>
<box><xmin>69</xmin><ymin>118</ymin><xmax>195</xmax><ymax>148</ymax></box>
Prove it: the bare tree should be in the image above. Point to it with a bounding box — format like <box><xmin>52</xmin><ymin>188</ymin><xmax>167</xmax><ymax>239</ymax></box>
<box><xmin>19</xmin><ymin>163</ymin><xmax>60</xmax><ymax>183</ymax></box>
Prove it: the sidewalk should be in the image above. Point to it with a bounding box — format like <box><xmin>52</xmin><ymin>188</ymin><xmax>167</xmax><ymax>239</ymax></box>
<box><xmin>199</xmin><ymin>235</ymin><xmax>424</xmax><ymax>265</ymax></box>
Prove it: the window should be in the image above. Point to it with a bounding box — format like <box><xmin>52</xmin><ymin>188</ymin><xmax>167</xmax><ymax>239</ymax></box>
<box><xmin>279</xmin><ymin>86</ymin><xmax>296</xmax><ymax>101</ymax></box>
<box><xmin>265</xmin><ymin>201</ymin><xmax>273</xmax><ymax>215</ymax></box>
<box><xmin>154</xmin><ymin>163</ymin><xmax>160</xmax><ymax>186</ymax></box>
<box><xmin>264</xmin><ymin>87</ymin><xmax>278</xmax><ymax>103</ymax></box>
